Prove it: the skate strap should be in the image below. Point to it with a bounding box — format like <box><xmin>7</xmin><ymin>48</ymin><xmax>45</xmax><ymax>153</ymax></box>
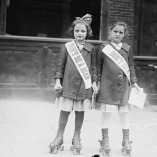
<box><xmin>102</xmin><ymin>44</ymin><xmax>131</xmax><ymax>84</ymax></box>
<box><xmin>65</xmin><ymin>40</ymin><xmax>92</xmax><ymax>89</ymax></box>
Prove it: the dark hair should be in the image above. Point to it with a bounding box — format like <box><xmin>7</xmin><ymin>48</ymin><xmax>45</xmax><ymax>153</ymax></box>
<box><xmin>67</xmin><ymin>19</ymin><xmax>93</xmax><ymax>39</ymax></box>
<box><xmin>109</xmin><ymin>21</ymin><xmax>128</xmax><ymax>35</ymax></box>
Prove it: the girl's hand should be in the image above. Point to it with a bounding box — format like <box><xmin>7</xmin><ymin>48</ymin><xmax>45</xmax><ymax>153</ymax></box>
<box><xmin>54</xmin><ymin>84</ymin><xmax>62</xmax><ymax>93</ymax></box>
<box><xmin>97</xmin><ymin>81</ymin><xmax>100</xmax><ymax>91</ymax></box>
<box><xmin>92</xmin><ymin>82</ymin><xmax>98</xmax><ymax>94</ymax></box>
<box><xmin>132</xmin><ymin>83</ymin><xmax>141</xmax><ymax>92</ymax></box>
<box><xmin>54</xmin><ymin>79</ymin><xmax>62</xmax><ymax>93</ymax></box>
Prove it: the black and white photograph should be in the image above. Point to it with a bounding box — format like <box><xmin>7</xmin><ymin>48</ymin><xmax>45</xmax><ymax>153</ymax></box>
<box><xmin>0</xmin><ymin>0</ymin><xmax>157</xmax><ymax>157</ymax></box>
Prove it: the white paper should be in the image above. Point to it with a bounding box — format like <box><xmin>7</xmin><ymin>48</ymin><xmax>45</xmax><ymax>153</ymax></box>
<box><xmin>128</xmin><ymin>87</ymin><xmax>147</xmax><ymax>109</ymax></box>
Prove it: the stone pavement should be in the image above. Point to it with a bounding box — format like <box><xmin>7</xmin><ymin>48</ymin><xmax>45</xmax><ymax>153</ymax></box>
<box><xmin>0</xmin><ymin>99</ymin><xmax>157</xmax><ymax>157</ymax></box>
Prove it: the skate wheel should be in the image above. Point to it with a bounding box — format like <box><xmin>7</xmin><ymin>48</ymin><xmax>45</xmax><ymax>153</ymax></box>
<box><xmin>122</xmin><ymin>148</ymin><xmax>132</xmax><ymax>156</ymax></box>
<box><xmin>59</xmin><ymin>146</ymin><xmax>64</xmax><ymax>151</ymax></box>
<box><xmin>99</xmin><ymin>147</ymin><xmax>102</xmax><ymax>152</ymax></box>
<box><xmin>122</xmin><ymin>148</ymin><xmax>125</xmax><ymax>152</ymax></box>
<box><xmin>49</xmin><ymin>147</ymin><xmax>53</xmax><ymax>154</ymax></box>
<box><xmin>70</xmin><ymin>146</ymin><xmax>74</xmax><ymax>151</ymax></box>
<box><xmin>73</xmin><ymin>149</ymin><xmax>76</xmax><ymax>155</ymax></box>
<box><xmin>73</xmin><ymin>149</ymin><xmax>80</xmax><ymax>155</ymax></box>
<box><xmin>102</xmin><ymin>151</ymin><xmax>110</xmax><ymax>156</ymax></box>
<box><xmin>122</xmin><ymin>149</ymin><xmax>127</xmax><ymax>156</ymax></box>
<box><xmin>53</xmin><ymin>148</ymin><xmax>58</xmax><ymax>154</ymax></box>
<box><xmin>126</xmin><ymin>151</ymin><xmax>132</xmax><ymax>156</ymax></box>
<box><xmin>50</xmin><ymin>147</ymin><xmax>57</xmax><ymax>154</ymax></box>
<box><xmin>49</xmin><ymin>149</ymin><xmax>52</xmax><ymax>154</ymax></box>
<box><xmin>98</xmin><ymin>140</ymin><xmax>102</xmax><ymax>146</ymax></box>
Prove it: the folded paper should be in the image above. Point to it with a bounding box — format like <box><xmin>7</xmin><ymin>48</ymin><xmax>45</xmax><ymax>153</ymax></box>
<box><xmin>128</xmin><ymin>87</ymin><xmax>146</xmax><ymax>109</ymax></box>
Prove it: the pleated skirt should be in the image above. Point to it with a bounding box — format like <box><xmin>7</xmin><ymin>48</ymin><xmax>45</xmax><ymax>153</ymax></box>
<box><xmin>55</xmin><ymin>96</ymin><xmax>92</xmax><ymax>112</ymax></box>
<box><xmin>94</xmin><ymin>102</ymin><xmax>132</xmax><ymax>113</ymax></box>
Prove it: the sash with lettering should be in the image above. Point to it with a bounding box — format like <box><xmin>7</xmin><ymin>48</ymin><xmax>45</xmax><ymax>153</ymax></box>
<box><xmin>102</xmin><ymin>44</ymin><xmax>131</xmax><ymax>84</ymax></box>
<box><xmin>65</xmin><ymin>40</ymin><xmax>92</xmax><ymax>89</ymax></box>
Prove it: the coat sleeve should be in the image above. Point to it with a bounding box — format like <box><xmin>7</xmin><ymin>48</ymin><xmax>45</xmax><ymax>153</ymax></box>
<box><xmin>128</xmin><ymin>47</ymin><xmax>138</xmax><ymax>84</ymax></box>
<box><xmin>91</xmin><ymin>46</ymin><xmax>98</xmax><ymax>82</ymax></box>
<box><xmin>96</xmin><ymin>45</ymin><xmax>103</xmax><ymax>81</ymax></box>
<box><xmin>55</xmin><ymin>45</ymin><xmax>67</xmax><ymax>80</ymax></box>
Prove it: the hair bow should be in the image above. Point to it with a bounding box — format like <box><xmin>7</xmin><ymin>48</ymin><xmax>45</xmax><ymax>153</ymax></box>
<box><xmin>75</xmin><ymin>14</ymin><xmax>92</xmax><ymax>25</ymax></box>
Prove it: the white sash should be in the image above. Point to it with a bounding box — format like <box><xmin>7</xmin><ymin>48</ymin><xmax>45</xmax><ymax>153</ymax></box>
<box><xmin>65</xmin><ymin>40</ymin><xmax>92</xmax><ymax>89</ymax></box>
<box><xmin>102</xmin><ymin>44</ymin><xmax>131</xmax><ymax>84</ymax></box>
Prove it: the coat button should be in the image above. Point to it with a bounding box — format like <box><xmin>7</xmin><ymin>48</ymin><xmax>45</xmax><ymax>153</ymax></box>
<box><xmin>75</xmin><ymin>79</ymin><xmax>80</xmax><ymax>84</ymax></box>
<box><xmin>118</xmin><ymin>74</ymin><xmax>123</xmax><ymax>79</ymax></box>
<box><xmin>118</xmin><ymin>83</ymin><xmax>122</xmax><ymax>88</ymax></box>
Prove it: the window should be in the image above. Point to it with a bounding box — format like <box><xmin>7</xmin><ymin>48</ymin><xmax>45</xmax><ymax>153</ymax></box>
<box><xmin>138</xmin><ymin>0</ymin><xmax>157</xmax><ymax>56</ymax></box>
<box><xmin>6</xmin><ymin>0</ymin><xmax>101</xmax><ymax>40</ymax></box>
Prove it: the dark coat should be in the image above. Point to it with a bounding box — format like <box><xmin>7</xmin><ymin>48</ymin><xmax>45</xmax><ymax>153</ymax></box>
<box><xmin>96</xmin><ymin>41</ymin><xmax>137</xmax><ymax>106</ymax></box>
<box><xmin>55</xmin><ymin>41</ymin><xmax>97</xmax><ymax>100</ymax></box>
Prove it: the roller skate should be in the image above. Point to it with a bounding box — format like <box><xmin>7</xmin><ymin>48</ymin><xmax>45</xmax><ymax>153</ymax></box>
<box><xmin>121</xmin><ymin>129</ymin><xmax>132</xmax><ymax>156</ymax></box>
<box><xmin>99</xmin><ymin>129</ymin><xmax>111</xmax><ymax>156</ymax></box>
<box><xmin>70</xmin><ymin>131</ymin><xmax>82</xmax><ymax>155</ymax></box>
<box><xmin>122</xmin><ymin>140</ymin><xmax>133</xmax><ymax>156</ymax></box>
<box><xmin>49</xmin><ymin>131</ymin><xmax>64</xmax><ymax>154</ymax></box>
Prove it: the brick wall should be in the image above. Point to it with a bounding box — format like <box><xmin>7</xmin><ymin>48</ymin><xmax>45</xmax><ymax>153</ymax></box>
<box><xmin>107</xmin><ymin>0</ymin><xmax>135</xmax><ymax>50</ymax></box>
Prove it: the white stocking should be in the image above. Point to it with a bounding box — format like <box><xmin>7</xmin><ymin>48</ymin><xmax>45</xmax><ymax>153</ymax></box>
<box><xmin>101</xmin><ymin>112</ymin><xmax>112</xmax><ymax>129</ymax></box>
<box><xmin>118</xmin><ymin>112</ymin><xmax>130</xmax><ymax>129</ymax></box>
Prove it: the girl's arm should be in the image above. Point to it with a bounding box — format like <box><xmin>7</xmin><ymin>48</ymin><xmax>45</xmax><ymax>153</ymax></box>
<box><xmin>132</xmin><ymin>82</ymin><xmax>141</xmax><ymax>92</ymax></box>
<box><xmin>128</xmin><ymin>47</ymin><xmax>137</xmax><ymax>84</ymax></box>
<box><xmin>128</xmin><ymin>47</ymin><xmax>140</xmax><ymax>91</ymax></box>
<box><xmin>91</xmin><ymin>46</ymin><xmax>98</xmax><ymax>93</ymax></box>
<box><xmin>97</xmin><ymin>46</ymin><xmax>103</xmax><ymax>90</ymax></box>
<box><xmin>54</xmin><ymin>79</ymin><xmax>62</xmax><ymax>92</ymax></box>
<box><xmin>55</xmin><ymin>45</ymin><xmax>67</xmax><ymax>79</ymax></box>
<box><xmin>54</xmin><ymin>45</ymin><xmax>67</xmax><ymax>92</ymax></box>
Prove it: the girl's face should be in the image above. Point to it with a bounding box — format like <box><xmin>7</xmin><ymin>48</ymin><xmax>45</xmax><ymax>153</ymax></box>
<box><xmin>74</xmin><ymin>23</ymin><xmax>87</xmax><ymax>42</ymax></box>
<box><xmin>109</xmin><ymin>25</ymin><xmax>125</xmax><ymax>43</ymax></box>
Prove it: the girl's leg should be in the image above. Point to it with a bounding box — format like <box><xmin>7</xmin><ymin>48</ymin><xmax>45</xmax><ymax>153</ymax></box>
<box><xmin>49</xmin><ymin>110</ymin><xmax>70</xmax><ymax>152</ymax></box>
<box><xmin>118</xmin><ymin>112</ymin><xmax>130</xmax><ymax>129</ymax></box>
<box><xmin>100</xmin><ymin>112</ymin><xmax>112</xmax><ymax>155</ymax></box>
<box><xmin>118</xmin><ymin>112</ymin><xmax>132</xmax><ymax>154</ymax></box>
<box><xmin>72</xmin><ymin>111</ymin><xmax>84</xmax><ymax>153</ymax></box>
<box><xmin>58</xmin><ymin>110</ymin><xmax>71</xmax><ymax>132</ymax></box>
<box><xmin>75</xmin><ymin>111</ymin><xmax>84</xmax><ymax>132</ymax></box>
<box><xmin>101</xmin><ymin>112</ymin><xmax>111</xmax><ymax>129</ymax></box>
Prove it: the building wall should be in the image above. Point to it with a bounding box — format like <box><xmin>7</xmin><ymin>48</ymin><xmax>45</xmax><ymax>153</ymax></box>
<box><xmin>0</xmin><ymin>0</ymin><xmax>157</xmax><ymax>104</ymax></box>
<box><xmin>0</xmin><ymin>36</ymin><xmax>104</xmax><ymax>101</ymax></box>
<box><xmin>107</xmin><ymin>0</ymin><xmax>135</xmax><ymax>53</ymax></box>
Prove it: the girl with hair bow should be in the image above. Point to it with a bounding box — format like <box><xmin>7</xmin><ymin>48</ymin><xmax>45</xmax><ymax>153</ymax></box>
<box><xmin>49</xmin><ymin>14</ymin><xmax>98</xmax><ymax>155</ymax></box>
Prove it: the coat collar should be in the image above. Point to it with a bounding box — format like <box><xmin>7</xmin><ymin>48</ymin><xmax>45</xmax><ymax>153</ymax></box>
<box><xmin>103</xmin><ymin>41</ymin><xmax>130</xmax><ymax>53</ymax></box>
<box><xmin>73</xmin><ymin>40</ymin><xmax>93</xmax><ymax>52</ymax></box>
<box><xmin>83</xmin><ymin>42</ymin><xmax>93</xmax><ymax>52</ymax></box>
<box><xmin>121</xmin><ymin>43</ymin><xmax>130</xmax><ymax>52</ymax></box>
